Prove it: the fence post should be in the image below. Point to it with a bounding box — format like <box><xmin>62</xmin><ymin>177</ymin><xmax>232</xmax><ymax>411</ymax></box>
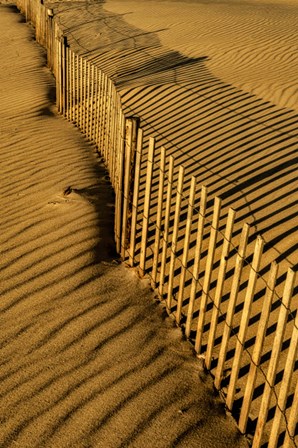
<box><xmin>195</xmin><ymin>196</ymin><xmax>221</xmax><ymax>354</ymax></box>
<box><xmin>167</xmin><ymin>165</ymin><xmax>185</xmax><ymax>310</ymax></box>
<box><xmin>62</xmin><ymin>36</ymin><xmax>67</xmax><ymax>117</ymax></box>
<box><xmin>268</xmin><ymin>309</ymin><xmax>298</xmax><ymax>448</ymax></box>
<box><xmin>252</xmin><ymin>268</ymin><xmax>295</xmax><ymax>448</ymax></box>
<box><xmin>205</xmin><ymin>207</ymin><xmax>236</xmax><ymax>370</ymax></box>
<box><xmin>214</xmin><ymin>223</ymin><xmax>250</xmax><ymax>390</ymax></box>
<box><xmin>121</xmin><ymin>117</ymin><xmax>139</xmax><ymax>259</ymax></box>
<box><xmin>151</xmin><ymin>147</ymin><xmax>166</xmax><ymax>287</ymax></box>
<box><xmin>238</xmin><ymin>261</ymin><xmax>278</xmax><ymax>433</ymax></box>
<box><xmin>115</xmin><ymin>113</ymin><xmax>126</xmax><ymax>254</ymax></box>
<box><xmin>176</xmin><ymin>175</ymin><xmax>196</xmax><ymax>323</ymax></box>
<box><xmin>139</xmin><ymin>137</ymin><xmax>155</xmax><ymax>275</ymax></box>
<box><xmin>159</xmin><ymin>156</ymin><xmax>174</xmax><ymax>298</ymax></box>
<box><xmin>129</xmin><ymin>128</ymin><xmax>144</xmax><ymax>267</ymax></box>
<box><xmin>283</xmin><ymin>374</ymin><xmax>298</xmax><ymax>448</ymax></box>
<box><xmin>185</xmin><ymin>185</ymin><xmax>207</xmax><ymax>339</ymax></box>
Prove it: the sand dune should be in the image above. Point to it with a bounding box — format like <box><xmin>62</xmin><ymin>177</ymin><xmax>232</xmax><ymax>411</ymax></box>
<box><xmin>0</xmin><ymin>5</ymin><xmax>247</xmax><ymax>448</ymax></box>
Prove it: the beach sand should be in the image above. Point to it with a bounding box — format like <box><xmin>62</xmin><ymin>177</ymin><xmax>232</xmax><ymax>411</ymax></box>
<box><xmin>0</xmin><ymin>5</ymin><xmax>248</xmax><ymax>448</ymax></box>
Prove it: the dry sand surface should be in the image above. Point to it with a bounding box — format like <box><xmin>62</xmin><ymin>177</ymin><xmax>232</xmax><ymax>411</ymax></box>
<box><xmin>0</xmin><ymin>5</ymin><xmax>248</xmax><ymax>448</ymax></box>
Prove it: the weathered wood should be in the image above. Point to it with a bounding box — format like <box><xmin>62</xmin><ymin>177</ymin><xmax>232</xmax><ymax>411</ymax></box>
<box><xmin>205</xmin><ymin>207</ymin><xmax>236</xmax><ymax>370</ymax></box>
<box><xmin>151</xmin><ymin>146</ymin><xmax>166</xmax><ymax>286</ymax></box>
<box><xmin>214</xmin><ymin>223</ymin><xmax>250</xmax><ymax>390</ymax></box>
<box><xmin>252</xmin><ymin>268</ymin><xmax>295</xmax><ymax>448</ymax></box>
<box><xmin>195</xmin><ymin>196</ymin><xmax>221</xmax><ymax>354</ymax></box>
<box><xmin>129</xmin><ymin>128</ymin><xmax>144</xmax><ymax>267</ymax></box>
<box><xmin>283</xmin><ymin>374</ymin><xmax>298</xmax><ymax>448</ymax></box>
<box><xmin>185</xmin><ymin>185</ymin><xmax>207</xmax><ymax>339</ymax></box>
<box><xmin>139</xmin><ymin>137</ymin><xmax>155</xmax><ymax>274</ymax></box>
<box><xmin>115</xmin><ymin>113</ymin><xmax>126</xmax><ymax>254</ymax></box>
<box><xmin>167</xmin><ymin>165</ymin><xmax>185</xmax><ymax>310</ymax></box>
<box><xmin>268</xmin><ymin>308</ymin><xmax>298</xmax><ymax>448</ymax></box>
<box><xmin>238</xmin><ymin>261</ymin><xmax>278</xmax><ymax>433</ymax></box>
<box><xmin>226</xmin><ymin>235</ymin><xmax>264</xmax><ymax>410</ymax></box>
<box><xmin>176</xmin><ymin>176</ymin><xmax>196</xmax><ymax>323</ymax></box>
<box><xmin>159</xmin><ymin>156</ymin><xmax>174</xmax><ymax>298</ymax></box>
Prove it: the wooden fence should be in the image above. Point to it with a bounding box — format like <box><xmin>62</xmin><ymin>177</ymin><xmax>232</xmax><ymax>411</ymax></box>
<box><xmin>14</xmin><ymin>1</ymin><xmax>298</xmax><ymax>447</ymax></box>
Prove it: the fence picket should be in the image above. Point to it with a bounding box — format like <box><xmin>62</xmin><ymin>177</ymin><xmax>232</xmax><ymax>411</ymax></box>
<box><xmin>176</xmin><ymin>176</ymin><xmax>196</xmax><ymax>323</ymax></box>
<box><xmin>195</xmin><ymin>196</ymin><xmax>221</xmax><ymax>354</ymax></box>
<box><xmin>214</xmin><ymin>223</ymin><xmax>250</xmax><ymax>390</ymax></box>
<box><xmin>238</xmin><ymin>261</ymin><xmax>279</xmax><ymax>433</ymax></box>
<box><xmin>185</xmin><ymin>185</ymin><xmax>207</xmax><ymax>339</ymax></box>
<box><xmin>167</xmin><ymin>165</ymin><xmax>185</xmax><ymax>310</ymax></box>
<box><xmin>151</xmin><ymin>147</ymin><xmax>166</xmax><ymax>286</ymax></box>
<box><xmin>205</xmin><ymin>207</ymin><xmax>236</xmax><ymax>370</ymax></box>
<box><xmin>252</xmin><ymin>268</ymin><xmax>295</xmax><ymax>448</ymax></box>
<box><xmin>283</xmin><ymin>374</ymin><xmax>298</xmax><ymax>448</ymax></box>
<box><xmin>268</xmin><ymin>309</ymin><xmax>298</xmax><ymax>448</ymax></box>
<box><xmin>159</xmin><ymin>156</ymin><xmax>174</xmax><ymax>298</ymax></box>
<box><xmin>139</xmin><ymin>137</ymin><xmax>155</xmax><ymax>274</ymax></box>
<box><xmin>129</xmin><ymin>128</ymin><xmax>144</xmax><ymax>267</ymax></box>
<box><xmin>226</xmin><ymin>235</ymin><xmax>264</xmax><ymax>410</ymax></box>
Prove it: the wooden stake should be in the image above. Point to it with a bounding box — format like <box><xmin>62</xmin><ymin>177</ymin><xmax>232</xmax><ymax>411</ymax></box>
<box><xmin>214</xmin><ymin>223</ymin><xmax>250</xmax><ymax>390</ymax></box>
<box><xmin>139</xmin><ymin>137</ymin><xmax>155</xmax><ymax>274</ymax></box>
<box><xmin>167</xmin><ymin>165</ymin><xmax>185</xmax><ymax>310</ymax></box>
<box><xmin>159</xmin><ymin>156</ymin><xmax>174</xmax><ymax>298</ymax></box>
<box><xmin>129</xmin><ymin>128</ymin><xmax>144</xmax><ymax>267</ymax></box>
<box><xmin>252</xmin><ymin>268</ymin><xmax>295</xmax><ymax>448</ymax></box>
<box><xmin>226</xmin><ymin>235</ymin><xmax>264</xmax><ymax>410</ymax></box>
<box><xmin>195</xmin><ymin>196</ymin><xmax>221</xmax><ymax>354</ymax></box>
<box><xmin>151</xmin><ymin>147</ymin><xmax>166</xmax><ymax>286</ymax></box>
<box><xmin>176</xmin><ymin>176</ymin><xmax>196</xmax><ymax>323</ymax></box>
<box><xmin>268</xmin><ymin>309</ymin><xmax>298</xmax><ymax>448</ymax></box>
<box><xmin>238</xmin><ymin>261</ymin><xmax>278</xmax><ymax>433</ymax></box>
<box><xmin>205</xmin><ymin>207</ymin><xmax>236</xmax><ymax>370</ymax></box>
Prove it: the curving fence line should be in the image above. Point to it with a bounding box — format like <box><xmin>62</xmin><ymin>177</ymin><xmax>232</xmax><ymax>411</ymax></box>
<box><xmin>14</xmin><ymin>1</ymin><xmax>298</xmax><ymax>447</ymax></box>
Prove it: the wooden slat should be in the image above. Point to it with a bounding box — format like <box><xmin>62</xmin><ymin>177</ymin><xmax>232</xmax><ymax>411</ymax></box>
<box><xmin>159</xmin><ymin>156</ymin><xmax>174</xmax><ymax>298</ymax></box>
<box><xmin>205</xmin><ymin>207</ymin><xmax>236</xmax><ymax>370</ymax></box>
<box><xmin>238</xmin><ymin>261</ymin><xmax>279</xmax><ymax>433</ymax></box>
<box><xmin>129</xmin><ymin>128</ymin><xmax>144</xmax><ymax>267</ymax></box>
<box><xmin>268</xmin><ymin>308</ymin><xmax>298</xmax><ymax>448</ymax></box>
<box><xmin>252</xmin><ymin>268</ymin><xmax>295</xmax><ymax>448</ymax></box>
<box><xmin>151</xmin><ymin>146</ymin><xmax>166</xmax><ymax>286</ymax></box>
<box><xmin>139</xmin><ymin>137</ymin><xmax>155</xmax><ymax>274</ymax></box>
<box><xmin>167</xmin><ymin>165</ymin><xmax>185</xmax><ymax>310</ymax></box>
<box><xmin>226</xmin><ymin>235</ymin><xmax>264</xmax><ymax>410</ymax></box>
<box><xmin>185</xmin><ymin>185</ymin><xmax>207</xmax><ymax>339</ymax></box>
<box><xmin>115</xmin><ymin>113</ymin><xmax>126</xmax><ymax>254</ymax></box>
<box><xmin>176</xmin><ymin>176</ymin><xmax>196</xmax><ymax>323</ymax></box>
<box><xmin>195</xmin><ymin>196</ymin><xmax>221</xmax><ymax>354</ymax></box>
<box><xmin>283</xmin><ymin>374</ymin><xmax>298</xmax><ymax>448</ymax></box>
<box><xmin>214</xmin><ymin>223</ymin><xmax>250</xmax><ymax>390</ymax></box>
<box><xmin>89</xmin><ymin>63</ymin><xmax>95</xmax><ymax>140</ymax></box>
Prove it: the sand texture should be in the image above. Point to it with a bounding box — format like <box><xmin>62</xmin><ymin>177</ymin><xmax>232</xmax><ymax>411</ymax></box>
<box><xmin>0</xmin><ymin>6</ymin><xmax>248</xmax><ymax>448</ymax></box>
